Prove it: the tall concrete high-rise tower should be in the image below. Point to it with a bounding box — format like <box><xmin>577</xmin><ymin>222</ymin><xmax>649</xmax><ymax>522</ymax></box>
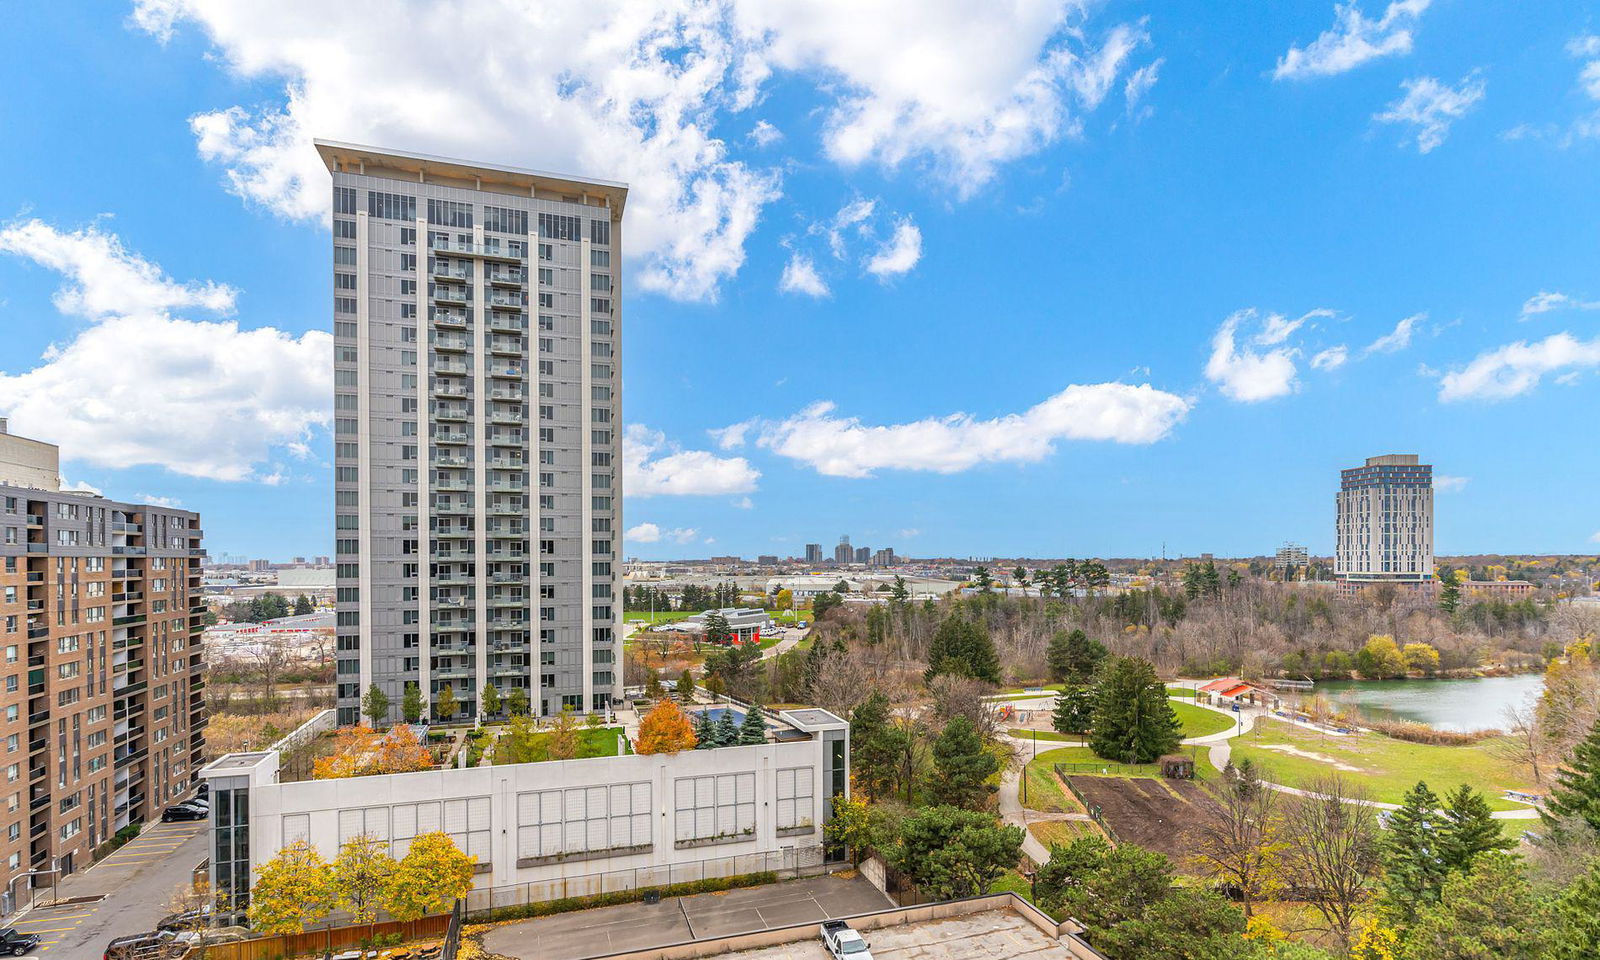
<box><xmin>319</xmin><ymin>142</ymin><xmax>625</xmax><ymax>724</ymax></box>
<box><xmin>1334</xmin><ymin>454</ymin><xmax>1434</xmax><ymax>596</ymax></box>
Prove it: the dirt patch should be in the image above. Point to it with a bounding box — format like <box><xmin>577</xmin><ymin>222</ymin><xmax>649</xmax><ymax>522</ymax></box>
<box><xmin>1067</xmin><ymin>776</ymin><xmax>1221</xmax><ymax>870</ymax></box>
<box><xmin>1257</xmin><ymin>743</ymin><xmax>1365</xmax><ymax>772</ymax></box>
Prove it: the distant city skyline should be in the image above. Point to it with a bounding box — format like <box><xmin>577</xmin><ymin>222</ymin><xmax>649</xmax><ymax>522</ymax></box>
<box><xmin>3</xmin><ymin>4</ymin><xmax>1598</xmax><ymax>562</ymax></box>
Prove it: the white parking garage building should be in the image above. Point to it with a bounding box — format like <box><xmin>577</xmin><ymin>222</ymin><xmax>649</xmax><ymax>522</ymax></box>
<box><xmin>199</xmin><ymin>708</ymin><xmax>848</xmax><ymax>924</ymax></box>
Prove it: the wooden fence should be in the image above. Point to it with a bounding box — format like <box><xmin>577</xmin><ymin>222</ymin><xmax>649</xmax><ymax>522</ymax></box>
<box><xmin>196</xmin><ymin>910</ymin><xmax>451</xmax><ymax>960</ymax></box>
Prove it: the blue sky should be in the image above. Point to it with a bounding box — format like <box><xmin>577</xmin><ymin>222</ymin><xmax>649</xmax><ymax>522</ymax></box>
<box><xmin>1</xmin><ymin>1</ymin><xmax>1597</xmax><ymax>562</ymax></box>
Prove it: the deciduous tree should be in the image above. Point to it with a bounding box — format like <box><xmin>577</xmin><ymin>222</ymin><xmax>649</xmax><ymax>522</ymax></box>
<box><xmin>401</xmin><ymin>682</ymin><xmax>425</xmax><ymax>724</ymax></box>
<box><xmin>481</xmin><ymin>683</ymin><xmax>500</xmax><ymax>717</ymax></box>
<box><xmin>247</xmin><ymin>840</ymin><xmax>335</xmax><ymax>934</ymax></box>
<box><xmin>637</xmin><ymin>699</ymin><xmax>697</xmax><ymax>754</ymax></box>
<box><xmin>1280</xmin><ymin>775</ymin><xmax>1380</xmax><ymax>951</ymax></box>
<box><xmin>331</xmin><ymin>833</ymin><xmax>397</xmax><ymax>926</ymax></box>
<box><xmin>381</xmin><ymin>832</ymin><xmax>475</xmax><ymax>922</ymax></box>
<box><xmin>361</xmin><ymin>683</ymin><xmax>390</xmax><ymax>727</ymax></box>
<box><xmin>435</xmin><ymin>684</ymin><xmax>458</xmax><ymax>722</ymax></box>
<box><xmin>1192</xmin><ymin>760</ymin><xmax>1282</xmax><ymax>918</ymax></box>
<box><xmin>547</xmin><ymin>706</ymin><xmax>578</xmax><ymax>761</ymax></box>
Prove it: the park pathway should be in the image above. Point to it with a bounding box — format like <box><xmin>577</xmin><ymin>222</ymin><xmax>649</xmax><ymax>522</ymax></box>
<box><xmin>997</xmin><ymin>692</ymin><xmax>1539</xmax><ymax>871</ymax></box>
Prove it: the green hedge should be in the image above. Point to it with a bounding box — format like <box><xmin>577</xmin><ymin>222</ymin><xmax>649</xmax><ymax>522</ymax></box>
<box><xmin>472</xmin><ymin>871</ymin><xmax>781</xmax><ymax>923</ymax></box>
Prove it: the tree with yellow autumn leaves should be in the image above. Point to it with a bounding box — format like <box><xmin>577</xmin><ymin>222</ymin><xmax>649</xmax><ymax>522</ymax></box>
<box><xmin>637</xmin><ymin>698</ymin><xmax>697</xmax><ymax>754</ymax></box>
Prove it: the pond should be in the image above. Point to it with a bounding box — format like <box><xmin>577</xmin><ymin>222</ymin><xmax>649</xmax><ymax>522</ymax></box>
<box><xmin>1309</xmin><ymin>674</ymin><xmax>1544</xmax><ymax>731</ymax></box>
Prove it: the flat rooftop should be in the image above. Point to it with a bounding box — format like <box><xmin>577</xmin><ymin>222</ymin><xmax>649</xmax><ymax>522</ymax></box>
<box><xmin>724</xmin><ymin>912</ymin><xmax>1078</xmax><ymax>960</ymax></box>
<box><xmin>314</xmin><ymin>139</ymin><xmax>628</xmax><ymax>215</ymax></box>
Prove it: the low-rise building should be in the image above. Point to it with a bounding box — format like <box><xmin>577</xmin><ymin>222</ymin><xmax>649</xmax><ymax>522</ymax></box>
<box><xmin>200</xmin><ymin>707</ymin><xmax>848</xmax><ymax>924</ymax></box>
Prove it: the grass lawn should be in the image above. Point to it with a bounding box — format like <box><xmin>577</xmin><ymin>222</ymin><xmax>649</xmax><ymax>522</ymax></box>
<box><xmin>498</xmin><ymin>725</ymin><xmax>630</xmax><ymax>763</ymax></box>
<box><xmin>1008</xmin><ymin>728</ymin><xmax>1080</xmax><ymax>742</ymax></box>
<box><xmin>1020</xmin><ymin>760</ymin><xmax>1080</xmax><ymax>814</ymax></box>
<box><xmin>1222</xmin><ymin>718</ymin><xmax>1533</xmax><ymax>811</ymax></box>
<box><xmin>1172</xmin><ymin>701</ymin><xmax>1238</xmax><ymax>739</ymax></box>
<box><xmin>1029</xmin><ymin>745</ymin><xmax>1216</xmax><ymax>782</ymax></box>
<box><xmin>991</xmin><ymin>868</ymin><xmax>1039</xmax><ymax>905</ymax></box>
<box><xmin>1166</xmin><ymin>686</ymin><xmax>1197</xmax><ymax>698</ymax></box>
<box><xmin>1029</xmin><ymin>820</ymin><xmax>1100</xmax><ymax>848</ymax></box>
<box><xmin>623</xmin><ymin>610</ymin><xmax>695</xmax><ymax>626</ymax></box>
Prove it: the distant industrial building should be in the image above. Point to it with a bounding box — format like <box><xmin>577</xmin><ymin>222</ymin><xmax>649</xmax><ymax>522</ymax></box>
<box><xmin>1335</xmin><ymin>454</ymin><xmax>1434</xmax><ymax>596</ymax></box>
<box><xmin>804</xmin><ymin>544</ymin><xmax>823</xmax><ymax>565</ymax></box>
<box><xmin>757</xmin><ymin>555</ymin><xmax>780</xmax><ymax>566</ymax></box>
<box><xmin>853</xmin><ymin>546</ymin><xmax>870</xmax><ymax>564</ymax></box>
<box><xmin>871</xmin><ymin>548</ymin><xmax>896</xmax><ymax>566</ymax></box>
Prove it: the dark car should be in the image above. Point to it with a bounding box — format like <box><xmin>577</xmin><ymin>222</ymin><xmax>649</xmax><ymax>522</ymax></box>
<box><xmin>160</xmin><ymin>804</ymin><xmax>206</xmax><ymax>822</ymax></box>
<box><xmin>155</xmin><ymin>904</ymin><xmax>211</xmax><ymax>933</ymax></box>
<box><xmin>0</xmin><ymin>929</ymin><xmax>40</xmax><ymax>956</ymax></box>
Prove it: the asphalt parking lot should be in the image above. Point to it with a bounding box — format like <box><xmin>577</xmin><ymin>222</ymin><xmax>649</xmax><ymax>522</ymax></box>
<box><xmin>6</xmin><ymin>820</ymin><xmax>209</xmax><ymax>957</ymax></box>
<box><xmin>481</xmin><ymin>875</ymin><xmax>893</xmax><ymax>960</ymax></box>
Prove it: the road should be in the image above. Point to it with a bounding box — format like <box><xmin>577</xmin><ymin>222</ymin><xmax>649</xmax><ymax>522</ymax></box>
<box><xmin>7</xmin><ymin>820</ymin><xmax>209</xmax><ymax>957</ymax></box>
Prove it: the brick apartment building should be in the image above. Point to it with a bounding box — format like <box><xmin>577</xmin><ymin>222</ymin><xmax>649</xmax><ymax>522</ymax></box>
<box><xmin>0</xmin><ymin>421</ymin><xmax>205</xmax><ymax>906</ymax></box>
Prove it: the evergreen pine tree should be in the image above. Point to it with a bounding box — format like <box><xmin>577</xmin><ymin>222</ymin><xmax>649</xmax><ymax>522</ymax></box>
<box><xmin>1548</xmin><ymin>857</ymin><xmax>1600</xmax><ymax>960</ymax></box>
<box><xmin>692</xmin><ymin>710</ymin><xmax>715</xmax><ymax>749</ymax></box>
<box><xmin>1047</xmin><ymin>629</ymin><xmax>1108</xmax><ymax>684</ymax></box>
<box><xmin>1438</xmin><ymin>571</ymin><xmax>1462</xmax><ymax>614</ymax></box>
<box><xmin>1379</xmin><ymin>780</ymin><xmax>1449</xmax><ymax>925</ymax></box>
<box><xmin>1544</xmin><ymin>716</ymin><xmax>1600</xmax><ymax>835</ymax></box>
<box><xmin>1439</xmin><ymin>783</ymin><xmax>1513</xmax><ymax>871</ymax></box>
<box><xmin>1087</xmin><ymin>658</ymin><xmax>1181</xmax><ymax>764</ymax></box>
<box><xmin>714</xmin><ymin>709</ymin><xmax>738</xmax><ymax>747</ymax></box>
<box><xmin>850</xmin><ymin>692</ymin><xmax>903</xmax><ymax>801</ymax></box>
<box><xmin>738</xmin><ymin>705</ymin><xmax>767</xmax><ymax>745</ymax></box>
<box><xmin>1052</xmin><ymin>684</ymin><xmax>1094</xmax><ymax>735</ymax></box>
<box><xmin>965</xmin><ymin>619</ymin><xmax>1002</xmax><ymax>684</ymax></box>
<box><xmin>932</xmin><ymin>715</ymin><xmax>999</xmax><ymax>809</ymax></box>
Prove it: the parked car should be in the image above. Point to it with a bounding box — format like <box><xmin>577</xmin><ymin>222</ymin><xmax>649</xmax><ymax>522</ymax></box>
<box><xmin>0</xmin><ymin>929</ymin><xmax>41</xmax><ymax>956</ymax></box>
<box><xmin>156</xmin><ymin>904</ymin><xmax>211</xmax><ymax>933</ymax></box>
<box><xmin>821</xmin><ymin>921</ymin><xmax>873</xmax><ymax>960</ymax></box>
<box><xmin>161</xmin><ymin>804</ymin><xmax>206</xmax><ymax>823</ymax></box>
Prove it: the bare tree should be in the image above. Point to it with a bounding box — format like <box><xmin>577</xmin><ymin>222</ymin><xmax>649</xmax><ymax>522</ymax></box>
<box><xmin>1493</xmin><ymin>702</ymin><xmax>1545</xmax><ymax>785</ymax></box>
<box><xmin>926</xmin><ymin>674</ymin><xmax>1001</xmax><ymax>742</ymax></box>
<box><xmin>244</xmin><ymin>635</ymin><xmax>292</xmax><ymax>710</ymax></box>
<box><xmin>1191</xmin><ymin>759</ymin><xmax>1282</xmax><ymax>918</ymax></box>
<box><xmin>1278</xmin><ymin>775</ymin><xmax>1380</xmax><ymax>950</ymax></box>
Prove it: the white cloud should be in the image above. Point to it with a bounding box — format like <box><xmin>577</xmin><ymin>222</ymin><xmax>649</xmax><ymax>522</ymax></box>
<box><xmin>627</xmin><ymin>522</ymin><xmax>700</xmax><ymax>545</ymax></box>
<box><xmin>1522</xmin><ymin>290</ymin><xmax>1600</xmax><ymax>318</ymax></box>
<box><xmin>1311</xmin><ymin>345</ymin><xmax>1350</xmax><ymax>371</ymax></box>
<box><xmin>740</xmin><ymin>5</ymin><xmax>1154</xmax><ymax>197</ymax></box>
<box><xmin>828</xmin><ymin>198</ymin><xmax>877</xmax><ymax>259</ymax></box>
<box><xmin>708</xmin><ymin>422</ymin><xmax>750</xmax><ymax>450</ymax></box>
<box><xmin>748</xmin><ymin>120</ymin><xmax>784</xmax><ymax>147</ymax></box>
<box><xmin>132</xmin><ymin>0</ymin><xmax>781</xmax><ymax>303</ymax></box>
<box><xmin>136</xmin><ymin>494</ymin><xmax>184</xmax><ymax>508</ymax></box>
<box><xmin>897</xmin><ymin>528</ymin><xmax>920</xmax><ymax>539</ymax></box>
<box><xmin>864</xmin><ymin>218</ymin><xmax>922</xmax><ymax>278</ymax></box>
<box><xmin>1123</xmin><ymin>58</ymin><xmax>1162</xmax><ymax>116</ymax></box>
<box><xmin>778</xmin><ymin>253</ymin><xmax>830</xmax><ymax>297</ymax></box>
<box><xmin>1434</xmin><ymin>474</ymin><xmax>1469</xmax><ymax>492</ymax></box>
<box><xmin>1363</xmin><ymin>313</ymin><xmax>1422</xmax><ymax>355</ymax></box>
<box><xmin>0</xmin><ymin>220</ymin><xmax>329</xmax><ymax>483</ymax></box>
<box><xmin>741</xmin><ymin>382</ymin><xmax>1191</xmax><ymax>478</ymax></box>
<box><xmin>627</xmin><ymin>522</ymin><xmax>660</xmax><ymax>543</ymax></box>
<box><xmin>731</xmin><ymin>496</ymin><xmax>754</xmax><ymax>509</ymax></box>
<box><xmin>135</xmin><ymin>1</ymin><xmax>1151</xmax><ymax>300</ymax></box>
<box><xmin>1438</xmin><ymin>332</ymin><xmax>1600</xmax><ymax>402</ymax></box>
<box><xmin>0</xmin><ymin>219</ymin><xmax>236</xmax><ymax>320</ymax></box>
<box><xmin>1375</xmin><ymin>73</ymin><xmax>1486</xmax><ymax>153</ymax></box>
<box><xmin>1591</xmin><ymin>529</ymin><xmax>1600</xmax><ymax>544</ymax></box>
<box><xmin>60</xmin><ymin>479</ymin><xmax>102</xmax><ymax>496</ymax></box>
<box><xmin>1204</xmin><ymin>309</ymin><xmax>1301</xmax><ymax>402</ymax></box>
<box><xmin>624</xmin><ymin>424</ymin><xmax>760</xmax><ymax>496</ymax></box>
<box><xmin>1274</xmin><ymin>0</ymin><xmax>1431</xmax><ymax>81</ymax></box>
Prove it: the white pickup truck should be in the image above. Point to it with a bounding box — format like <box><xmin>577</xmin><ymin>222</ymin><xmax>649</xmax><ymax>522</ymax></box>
<box><xmin>820</xmin><ymin>921</ymin><xmax>873</xmax><ymax>960</ymax></box>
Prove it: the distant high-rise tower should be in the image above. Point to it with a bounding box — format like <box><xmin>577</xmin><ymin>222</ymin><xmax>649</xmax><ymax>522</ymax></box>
<box><xmin>804</xmin><ymin>543</ymin><xmax>823</xmax><ymax>565</ymax></box>
<box><xmin>1335</xmin><ymin>454</ymin><xmax>1433</xmax><ymax>596</ymax></box>
<box><xmin>320</xmin><ymin>141</ymin><xmax>626</xmax><ymax>723</ymax></box>
<box><xmin>833</xmin><ymin>536</ymin><xmax>853</xmax><ymax>565</ymax></box>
